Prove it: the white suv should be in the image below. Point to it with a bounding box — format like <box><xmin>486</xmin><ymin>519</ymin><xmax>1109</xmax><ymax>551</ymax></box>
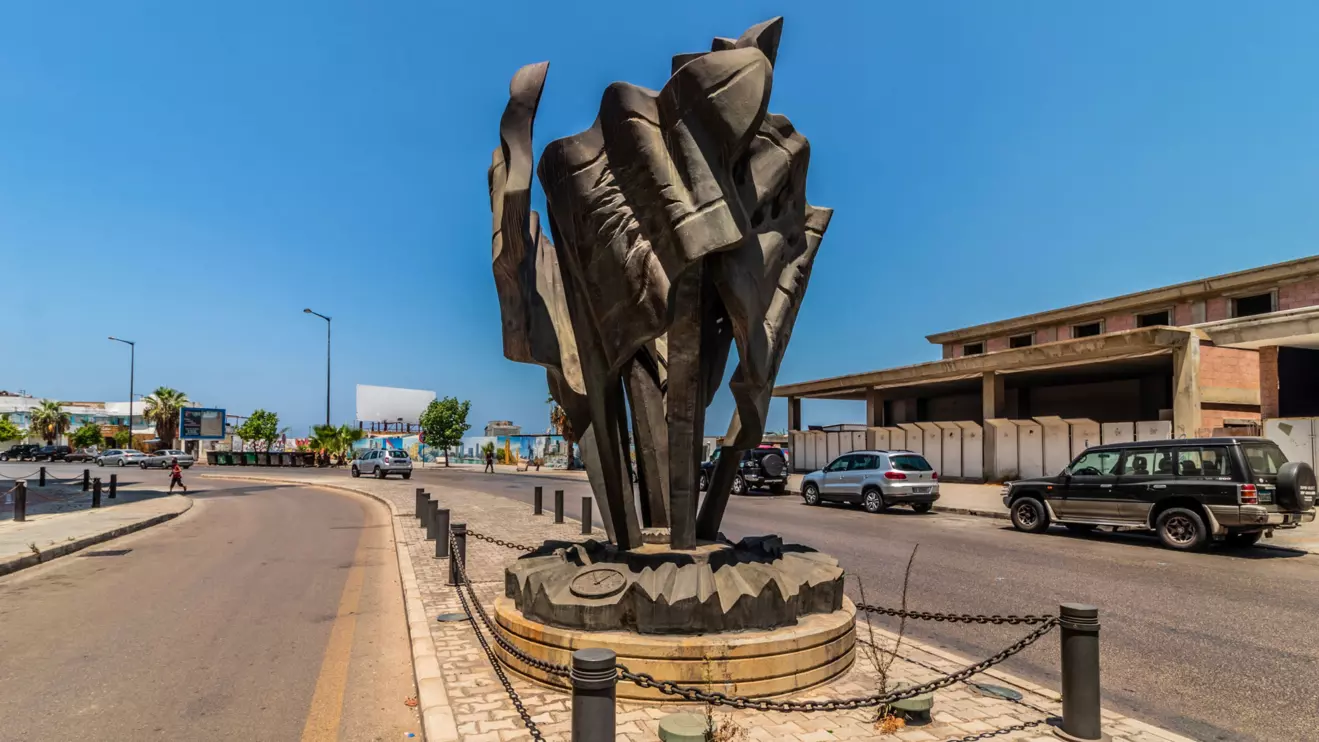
<box><xmin>351</xmin><ymin>449</ymin><xmax>413</xmax><ymax>479</ymax></box>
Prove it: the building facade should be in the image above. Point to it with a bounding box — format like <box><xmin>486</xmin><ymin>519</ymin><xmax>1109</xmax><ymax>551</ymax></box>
<box><xmin>0</xmin><ymin>393</ymin><xmax>153</xmax><ymax>446</ymax></box>
<box><xmin>775</xmin><ymin>256</ymin><xmax>1319</xmax><ymax>475</ymax></box>
<box><xmin>484</xmin><ymin>420</ymin><xmax>522</xmax><ymax>437</ymax></box>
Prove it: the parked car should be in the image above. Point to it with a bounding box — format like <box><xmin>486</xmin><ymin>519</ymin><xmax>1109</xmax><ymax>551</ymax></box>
<box><xmin>32</xmin><ymin>445</ymin><xmax>73</xmax><ymax>462</ymax></box>
<box><xmin>63</xmin><ymin>449</ymin><xmax>98</xmax><ymax>463</ymax></box>
<box><xmin>96</xmin><ymin>449</ymin><xmax>148</xmax><ymax>467</ymax></box>
<box><xmin>351</xmin><ymin>449</ymin><xmax>412</xmax><ymax>479</ymax></box>
<box><xmin>801</xmin><ymin>450</ymin><xmax>940</xmax><ymax>513</ymax></box>
<box><xmin>0</xmin><ymin>444</ymin><xmax>40</xmax><ymax>461</ymax></box>
<box><xmin>140</xmin><ymin>450</ymin><xmax>195</xmax><ymax>469</ymax></box>
<box><xmin>1003</xmin><ymin>437</ymin><xmax>1317</xmax><ymax>551</ymax></box>
<box><xmin>698</xmin><ymin>445</ymin><xmax>789</xmax><ymax>494</ymax></box>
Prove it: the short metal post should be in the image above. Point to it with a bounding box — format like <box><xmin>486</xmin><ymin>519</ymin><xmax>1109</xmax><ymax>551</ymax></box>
<box><xmin>1056</xmin><ymin>603</ymin><xmax>1104</xmax><ymax>742</ymax></box>
<box><xmin>92</xmin><ymin>477</ymin><xmax>102</xmax><ymax>508</ymax></box>
<box><xmin>109</xmin><ymin>473</ymin><xmax>117</xmax><ymax>499</ymax></box>
<box><xmin>533</xmin><ymin>486</ymin><xmax>543</xmax><ymax>515</ymax></box>
<box><xmin>426</xmin><ymin>500</ymin><xmax>441</xmax><ymax>541</ymax></box>
<box><xmin>13</xmin><ymin>480</ymin><xmax>26</xmax><ymax>522</ymax></box>
<box><xmin>581</xmin><ymin>497</ymin><xmax>592</xmax><ymax>535</ymax></box>
<box><xmin>82</xmin><ymin>469</ymin><xmax>90</xmax><ymax>492</ymax></box>
<box><xmin>554</xmin><ymin>489</ymin><xmax>564</xmax><ymax>524</ymax></box>
<box><xmin>448</xmin><ymin>522</ymin><xmax>467</xmax><ymax>586</ymax></box>
<box><xmin>571</xmin><ymin>648</ymin><xmax>617</xmax><ymax>742</ymax></box>
<box><xmin>415</xmin><ymin>488</ymin><xmax>426</xmax><ymax>521</ymax></box>
<box><xmin>39</xmin><ymin>467</ymin><xmax>46</xmax><ymax>487</ymax></box>
<box><xmin>434</xmin><ymin>508</ymin><xmax>450</xmax><ymax>558</ymax></box>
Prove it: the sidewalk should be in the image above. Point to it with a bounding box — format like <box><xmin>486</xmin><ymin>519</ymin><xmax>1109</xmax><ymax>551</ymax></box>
<box><xmin>203</xmin><ymin>471</ymin><xmax>1193</xmax><ymax>742</ymax></box>
<box><xmin>0</xmin><ymin>495</ymin><xmax>193</xmax><ymax>576</ymax></box>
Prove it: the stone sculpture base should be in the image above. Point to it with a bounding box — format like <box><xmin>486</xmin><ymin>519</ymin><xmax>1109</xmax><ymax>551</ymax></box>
<box><xmin>493</xmin><ymin>596</ymin><xmax>856</xmax><ymax>700</ymax></box>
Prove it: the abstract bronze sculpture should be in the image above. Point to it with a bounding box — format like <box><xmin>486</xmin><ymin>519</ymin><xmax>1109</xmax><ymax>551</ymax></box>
<box><xmin>490</xmin><ymin>16</ymin><xmax>832</xmax><ymax>555</ymax></box>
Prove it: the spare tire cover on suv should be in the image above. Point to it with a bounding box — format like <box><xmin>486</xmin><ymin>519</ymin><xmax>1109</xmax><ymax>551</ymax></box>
<box><xmin>1277</xmin><ymin>461</ymin><xmax>1317</xmax><ymax>512</ymax></box>
<box><xmin>758</xmin><ymin>451</ymin><xmax>786</xmax><ymax>477</ymax></box>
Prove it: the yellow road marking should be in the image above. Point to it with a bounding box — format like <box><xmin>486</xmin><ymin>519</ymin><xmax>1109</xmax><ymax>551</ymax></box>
<box><xmin>300</xmin><ymin>521</ymin><xmax>369</xmax><ymax>742</ymax></box>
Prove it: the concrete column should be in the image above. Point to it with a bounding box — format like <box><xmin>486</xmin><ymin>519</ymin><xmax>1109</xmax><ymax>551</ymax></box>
<box><xmin>865</xmin><ymin>389</ymin><xmax>883</xmax><ymax>427</ymax></box>
<box><xmin>787</xmin><ymin>397</ymin><xmax>802</xmax><ymax>431</ymax></box>
<box><xmin>1259</xmin><ymin>345</ymin><xmax>1280</xmax><ymax>419</ymax></box>
<box><xmin>1172</xmin><ymin>335</ymin><xmax>1203</xmax><ymax>438</ymax></box>
<box><xmin>981</xmin><ymin>372</ymin><xmax>1004</xmax><ymax>421</ymax></box>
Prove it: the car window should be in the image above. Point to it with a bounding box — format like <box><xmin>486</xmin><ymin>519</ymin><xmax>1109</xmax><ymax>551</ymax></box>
<box><xmin>1120</xmin><ymin>448</ymin><xmax>1174</xmax><ymax>477</ymax></box>
<box><xmin>1242</xmin><ymin>442</ymin><xmax>1287</xmax><ymax>476</ymax></box>
<box><xmin>1177</xmin><ymin>447</ymin><xmax>1233</xmax><ymax>478</ymax></box>
<box><xmin>824</xmin><ymin>456</ymin><xmax>850</xmax><ymax>472</ymax></box>
<box><xmin>890</xmin><ymin>454</ymin><xmax>932</xmax><ymax>472</ymax></box>
<box><xmin>1069</xmin><ymin>450</ymin><xmax>1121</xmax><ymax>476</ymax></box>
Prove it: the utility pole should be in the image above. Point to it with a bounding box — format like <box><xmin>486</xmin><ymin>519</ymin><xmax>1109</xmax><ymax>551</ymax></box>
<box><xmin>108</xmin><ymin>337</ymin><xmax>135</xmax><ymax>447</ymax></box>
<box><xmin>303</xmin><ymin>309</ymin><xmax>331</xmax><ymax>428</ymax></box>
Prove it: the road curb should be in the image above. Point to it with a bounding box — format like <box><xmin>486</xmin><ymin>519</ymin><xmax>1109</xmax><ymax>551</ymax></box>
<box><xmin>200</xmin><ymin>474</ymin><xmax>458</xmax><ymax>742</ymax></box>
<box><xmin>0</xmin><ymin>497</ymin><xmax>193</xmax><ymax>578</ymax></box>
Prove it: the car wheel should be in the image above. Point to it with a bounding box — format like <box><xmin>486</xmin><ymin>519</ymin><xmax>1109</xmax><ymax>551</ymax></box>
<box><xmin>375</xmin><ymin>467</ymin><xmax>385</xmax><ymax>479</ymax></box>
<box><xmin>802</xmin><ymin>483</ymin><xmax>821</xmax><ymax>506</ymax></box>
<box><xmin>1157</xmin><ymin>507</ymin><xmax>1208</xmax><ymax>551</ymax></box>
<box><xmin>0</xmin><ymin>455</ymin><xmax>7</xmax><ymax>462</ymax></box>
<box><xmin>699</xmin><ymin>472</ymin><xmax>709</xmax><ymax>492</ymax></box>
<box><xmin>1010</xmin><ymin>497</ymin><xmax>1050</xmax><ymax>534</ymax></box>
<box><xmin>351</xmin><ymin>466</ymin><xmax>360</xmax><ymax>478</ymax></box>
<box><xmin>97</xmin><ymin>459</ymin><xmax>104</xmax><ymax>467</ymax></box>
<box><xmin>862</xmin><ymin>489</ymin><xmax>886</xmax><ymax>514</ymax></box>
<box><xmin>1223</xmin><ymin>530</ymin><xmax>1264</xmax><ymax>548</ymax></box>
<box><xmin>731</xmin><ymin>474</ymin><xmax>746</xmax><ymax>495</ymax></box>
<box><xmin>118</xmin><ymin>459</ymin><xmax>126</xmax><ymax>467</ymax></box>
<box><xmin>402</xmin><ymin>472</ymin><xmax>411</xmax><ymax>480</ymax></box>
<box><xmin>140</xmin><ymin>462</ymin><xmax>147</xmax><ymax>469</ymax></box>
<box><xmin>911</xmin><ymin>502</ymin><xmax>933</xmax><ymax>514</ymax></box>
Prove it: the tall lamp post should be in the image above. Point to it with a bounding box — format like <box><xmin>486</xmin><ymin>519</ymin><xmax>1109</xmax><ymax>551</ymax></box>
<box><xmin>108</xmin><ymin>337</ymin><xmax>135</xmax><ymax>447</ymax></box>
<box><xmin>303</xmin><ymin>309</ymin><xmax>331</xmax><ymax>428</ymax></box>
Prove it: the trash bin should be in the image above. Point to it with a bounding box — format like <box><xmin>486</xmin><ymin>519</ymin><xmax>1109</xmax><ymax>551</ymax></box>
<box><xmin>244</xmin><ymin>452</ymin><xmax>257</xmax><ymax>466</ymax></box>
<box><xmin>206</xmin><ymin>451</ymin><xmax>218</xmax><ymax>465</ymax></box>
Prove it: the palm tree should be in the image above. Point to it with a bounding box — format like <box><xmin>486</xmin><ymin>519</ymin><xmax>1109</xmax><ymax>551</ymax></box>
<box><xmin>29</xmin><ymin>400</ymin><xmax>71</xmax><ymax>445</ymax></box>
<box><xmin>336</xmin><ymin>424</ymin><xmax>364</xmax><ymax>459</ymax></box>
<box><xmin>141</xmin><ymin>387</ymin><xmax>190</xmax><ymax>450</ymax></box>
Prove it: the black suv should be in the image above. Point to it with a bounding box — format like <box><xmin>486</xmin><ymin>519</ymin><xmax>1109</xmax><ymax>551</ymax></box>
<box><xmin>0</xmin><ymin>444</ymin><xmax>40</xmax><ymax>462</ymax></box>
<box><xmin>1003</xmin><ymin>437</ymin><xmax>1316</xmax><ymax>551</ymax></box>
<box><xmin>32</xmin><ymin>445</ymin><xmax>73</xmax><ymax>462</ymax></box>
<box><xmin>698</xmin><ymin>446</ymin><xmax>789</xmax><ymax>494</ymax></box>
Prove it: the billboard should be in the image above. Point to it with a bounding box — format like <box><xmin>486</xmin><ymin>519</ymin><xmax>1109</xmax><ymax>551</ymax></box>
<box><xmin>355</xmin><ymin>385</ymin><xmax>435</xmax><ymax>425</ymax></box>
<box><xmin>178</xmin><ymin>407</ymin><xmax>226</xmax><ymax>440</ymax></box>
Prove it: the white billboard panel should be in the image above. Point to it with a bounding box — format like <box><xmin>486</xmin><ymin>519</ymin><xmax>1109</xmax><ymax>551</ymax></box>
<box><xmin>355</xmin><ymin>385</ymin><xmax>436</xmax><ymax>425</ymax></box>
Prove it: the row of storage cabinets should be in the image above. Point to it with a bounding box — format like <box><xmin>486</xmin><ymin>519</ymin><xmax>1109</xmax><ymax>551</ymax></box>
<box><xmin>789</xmin><ymin>418</ymin><xmax>1175</xmax><ymax>482</ymax></box>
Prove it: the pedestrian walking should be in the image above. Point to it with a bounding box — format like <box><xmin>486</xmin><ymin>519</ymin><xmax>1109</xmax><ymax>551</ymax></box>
<box><xmin>484</xmin><ymin>449</ymin><xmax>495</xmax><ymax>473</ymax></box>
<box><xmin>169</xmin><ymin>458</ymin><xmax>188</xmax><ymax>493</ymax></box>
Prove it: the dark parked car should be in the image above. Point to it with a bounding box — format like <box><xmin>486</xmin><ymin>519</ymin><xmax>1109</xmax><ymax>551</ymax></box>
<box><xmin>1003</xmin><ymin>437</ymin><xmax>1316</xmax><ymax>551</ymax></box>
<box><xmin>32</xmin><ymin>445</ymin><xmax>73</xmax><ymax>462</ymax></box>
<box><xmin>698</xmin><ymin>445</ymin><xmax>789</xmax><ymax>494</ymax></box>
<box><xmin>63</xmin><ymin>449</ymin><xmax>98</xmax><ymax>463</ymax></box>
<box><xmin>0</xmin><ymin>444</ymin><xmax>41</xmax><ymax>461</ymax></box>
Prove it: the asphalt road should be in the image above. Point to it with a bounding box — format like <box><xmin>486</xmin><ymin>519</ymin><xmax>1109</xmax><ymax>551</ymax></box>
<box><xmin>0</xmin><ymin>469</ymin><xmax>418</xmax><ymax>742</ymax></box>
<box><xmin>406</xmin><ymin>465</ymin><xmax>1319</xmax><ymax>742</ymax></box>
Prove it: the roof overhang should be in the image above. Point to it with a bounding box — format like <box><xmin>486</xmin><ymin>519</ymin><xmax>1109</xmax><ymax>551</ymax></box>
<box><xmin>1197</xmin><ymin>307</ymin><xmax>1319</xmax><ymax>350</ymax></box>
<box><xmin>774</xmin><ymin>326</ymin><xmax>1196</xmax><ymax>399</ymax></box>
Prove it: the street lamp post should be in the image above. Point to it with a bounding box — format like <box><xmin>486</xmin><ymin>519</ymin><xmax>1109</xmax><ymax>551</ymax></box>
<box><xmin>108</xmin><ymin>337</ymin><xmax>135</xmax><ymax>447</ymax></box>
<box><xmin>303</xmin><ymin>309</ymin><xmax>331</xmax><ymax>428</ymax></box>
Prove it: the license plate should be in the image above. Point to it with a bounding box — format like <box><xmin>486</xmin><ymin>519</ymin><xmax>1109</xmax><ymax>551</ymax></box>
<box><xmin>912</xmin><ymin>487</ymin><xmax>931</xmax><ymax>495</ymax></box>
<box><xmin>1258</xmin><ymin>486</ymin><xmax>1275</xmax><ymax>504</ymax></box>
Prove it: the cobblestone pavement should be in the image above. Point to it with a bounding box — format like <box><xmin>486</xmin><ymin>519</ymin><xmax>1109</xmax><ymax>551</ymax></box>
<box><xmin>202</xmin><ymin>472</ymin><xmax>1195</xmax><ymax>742</ymax></box>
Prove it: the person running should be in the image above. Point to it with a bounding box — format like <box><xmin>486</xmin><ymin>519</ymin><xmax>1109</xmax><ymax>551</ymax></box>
<box><xmin>169</xmin><ymin>458</ymin><xmax>188</xmax><ymax>493</ymax></box>
<box><xmin>484</xmin><ymin>449</ymin><xmax>495</xmax><ymax>473</ymax></box>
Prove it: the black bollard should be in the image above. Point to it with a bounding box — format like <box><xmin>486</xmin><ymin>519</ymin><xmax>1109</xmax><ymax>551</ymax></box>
<box><xmin>13</xmin><ymin>480</ymin><xmax>26</xmax><ymax>522</ymax></box>
<box><xmin>1058</xmin><ymin>603</ymin><xmax>1104</xmax><ymax>741</ymax></box>
<box><xmin>415</xmin><ymin>488</ymin><xmax>426</xmax><ymax>522</ymax></box>
<box><xmin>434</xmin><ymin>508</ymin><xmax>450</xmax><ymax>558</ymax></box>
<box><xmin>533</xmin><ymin>485</ymin><xmax>543</xmax><ymax>516</ymax></box>
<box><xmin>82</xmin><ymin>469</ymin><xmax>90</xmax><ymax>492</ymax></box>
<box><xmin>39</xmin><ymin>467</ymin><xmax>46</xmax><ymax>488</ymax></box>
<box><xmin>448</xmin><ymin>522</ymin><xmax>467</xmax><ymax>586</ymax></box>
<box><xmin>92</xmin><ymin>477</ymin><xmax>102</xmax><ymax>508</ymax></box>
<box><xmin>571</xmin><ymin>648</ymin><xmax>617</xmax><ymax>742</ymax></box>
<box><xmin>581</xmin><ymin>497</ymin><xmax>592</xmax><ymax>535</ymax></box>
<box><xmin>554</xmin><ymin>489</ymin><xmax>565</xmax><ymax>524</ymax></box>
<box><xmin>426</xmin><ymin>500</ymin><xmax>441</xmax><ymax>541</ymax></box>
<box><xmin>109</xmin><ymin>473</ymin><xmax>117</xmax><ymax>499</ymax></box>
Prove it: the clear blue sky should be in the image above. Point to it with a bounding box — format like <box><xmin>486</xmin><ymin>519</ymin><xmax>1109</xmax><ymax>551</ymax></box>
<box><xmin>3</xmin><ymin>1</ymin><xmax>1317</xmax><ymax>437</ymax></box>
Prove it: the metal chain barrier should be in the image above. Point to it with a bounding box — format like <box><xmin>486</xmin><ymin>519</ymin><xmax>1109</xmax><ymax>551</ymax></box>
<box><xmin>943</xmin><ymin>719</ymin><xmax>1048</xmax><ymax>741</ymax></box>
<box><xmin>467</xmin><ymin>530</ymin><xmax>537</xmax><ymax>553</ymax></box>
<box><xmin>855</xmin><ymin>603</ymin><xmax>1055</xmax><ymax>626</ymax></box>
<box><xmin>0</xmin><ymin>470</ymin><xmax>41</xmax><ymax>481</ymax></box>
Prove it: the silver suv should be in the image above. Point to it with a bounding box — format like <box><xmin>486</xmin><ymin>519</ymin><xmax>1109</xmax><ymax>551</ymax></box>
<box><xmin>800</xmin><ymin>450</ymin><xmax>939</xmax><ymax>513</ymax></box>
<box><xmin>351</xmin><ymin>449</ymin><xmax>413</xmax><ymax>480</ymax></box>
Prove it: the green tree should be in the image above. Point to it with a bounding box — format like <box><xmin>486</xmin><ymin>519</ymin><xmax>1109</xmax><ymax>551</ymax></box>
<box><xmin>142</xmin><ymin>387</ymin><xmax>190</xmax><ymax>450</ymax></box>
<box><xmin>69</xmin><ymin>423</ymin><xmax>104</xmax><ymax>450</ymax></box>
<box><xmin>113</xmin><ymin>429</ymin><xmax>133</xmax><ymax>449</ymax></box>
<box><xmin>0</xmin><ymin>414</ymin><xmax>23</xmax><ymax>444</ymax></box>
<box><xmin>419</xmin><ymin>397</ymin><xmax>471</xmax><ymax>467</ymax></box>
<box><xmin>336</xmin><ymin>424</ymin><xmax>364</xmax><ymax>458</ymax></box>
<box><xmin>29</xmin><ymin>400</ymin><xmax>71</xmax><ymax>445</ymax></box>
<box><xmin>235</xmin><ymin>409</ymin><xmax>280</xmax><ymax>451</ymax></box>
